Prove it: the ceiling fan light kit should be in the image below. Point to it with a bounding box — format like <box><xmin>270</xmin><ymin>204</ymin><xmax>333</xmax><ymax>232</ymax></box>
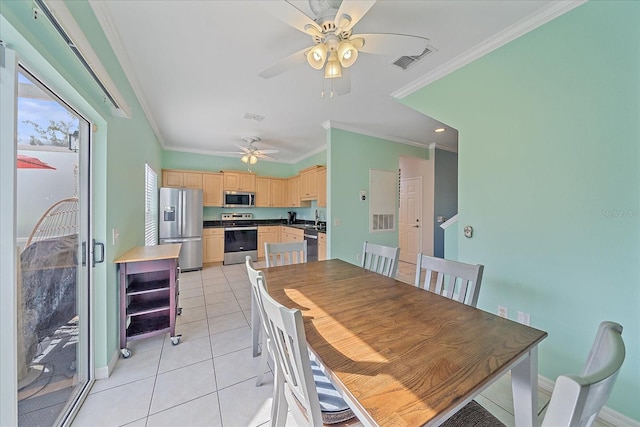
<box><xmin>324</xmin><ymin>53</ymin><xmax>342</xmax><ymax>78</ymax></box>
<box><xmin>261</xmin><ymin>0</ymin><xmax>430</xmax><ymax>98</ymax></box>
<box><xmin>241</xmin><ymin>154</ymin><xmax>258</xmax><ymax>165</ymax></box>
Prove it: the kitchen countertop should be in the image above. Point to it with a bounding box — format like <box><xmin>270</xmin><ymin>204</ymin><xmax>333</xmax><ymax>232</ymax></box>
<box><xmin>204</xmin><ymin>219</ymin><xmax>326</xmax><ymax>233</ymax></box>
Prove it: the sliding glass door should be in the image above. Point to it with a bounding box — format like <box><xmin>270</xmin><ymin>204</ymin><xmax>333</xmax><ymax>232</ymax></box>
<box><xmin>1</xmin><ymin>48</ymin><xmax>94</xmax><ymax>426</ymax></box>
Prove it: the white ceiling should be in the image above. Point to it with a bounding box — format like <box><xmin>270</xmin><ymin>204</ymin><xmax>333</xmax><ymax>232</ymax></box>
<box><xmin>89</xmin><ymin>0</ymin><xmax>561</xmax><ymax>163</ymax></box>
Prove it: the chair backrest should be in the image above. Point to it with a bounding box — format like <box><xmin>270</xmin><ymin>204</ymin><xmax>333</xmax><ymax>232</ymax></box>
<box><xmin>361</xmin><ymin>241</ymin><xmax>400</xmax><ymax>278</ymax></box>
<box><xmin>541</xmin><ymin>321</ymin><xmax>625</xmax><ymax>427</ymax></box>
<box><xmin>245</xmin><ymin>256</ymin><xmax>270</xmax><ymax>341</ymax></box>
<box><xmin>414</xmin><ymin>253</ymin><xmax>484</xmax><ymax>307</ymax></box>
<box><xmin>265</xmin><ymin>240</ymin><xmax>307</xmax><ymax>267</ymax></box>
<box><xmin>256</xmin><ymin>274</ymin><xmax>324</xmax><ymax>426</ymax></box>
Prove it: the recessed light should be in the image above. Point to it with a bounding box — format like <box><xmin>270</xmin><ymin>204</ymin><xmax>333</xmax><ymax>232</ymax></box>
<box><xmin>434</xmin><ymin>128</ymin><xmax>446</xmax><ymax>133</ymax></box>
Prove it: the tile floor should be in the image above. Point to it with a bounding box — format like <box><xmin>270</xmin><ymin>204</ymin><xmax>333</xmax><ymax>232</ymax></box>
<box><xmin>71</xmin><ymin>260</ymin><xmax>612</xmax><ymax>427</ymax></box>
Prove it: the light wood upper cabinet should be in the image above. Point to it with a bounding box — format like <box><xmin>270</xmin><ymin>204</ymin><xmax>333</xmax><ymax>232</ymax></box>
<box><xmin>223</xmin><ymin>171</ymin><xmax>256</xmax><ymax>192</ymax></box>
<box><xmin>318</xmin><ymin>166</ymin><xmax>327</xmax><ymax>207</ymax></box>
<box><xmin>161</xmin><ymin>167</ymin><xmax>325</xmax><ymax>207</ymax></box>
<box><xmin>256</xmin><ymin>177</ymin><xmax>270</xmax><ymax>207</ymax></box>
<box><xmin>256</xmin><ymin>177</ymin><xmax>287</xmax><ymax>207</ymax></box>
<box><xmin>288</xmin><ymin>175</ymin><xmax>301</xmax><ymax>207</ymax></box>
<box><xmin>300</xmin><ymin>166</ymin><xmax>320</xmax><ymax>200</ymax></box>
<box><xmin>162</xmin><ymin>169</ymin><xmax>203</xmax><ymax>189</ymax></box>
<box><xmin>203</xmin><ymin>228</ymin><xmax>224</xmax><ymax>263</ymax></box>
<box><xmin>270</xmin><ymin>178</ymin><xmax>287</xmax><ymax>207</ymax></box>
<box><xmin>203</xmin><ymin>173</ymin><xmax>223</xmax><ymax>206</ymax></box>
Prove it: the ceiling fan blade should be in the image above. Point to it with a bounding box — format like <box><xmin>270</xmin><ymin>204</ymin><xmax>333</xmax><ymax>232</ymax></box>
<box><xmin>261</xmin><ymin>1</ymin><xmax>322</xmax><ymax>35</ymax></box>
<box><xmin>333</xmin><ymin>68</ymin><xmax>351</xmax><ymax>96</ymax></box>
<box><xmin>255</xmin><ymin>149</ymin><xmax>280</xmax><ymax>155</ymax></box>
<box><xmin>256</xmin><ymin>153</ymin><xmax>278</xmax><ymax>160</ymax></box>
<box><xmin>258</xmin><ymin>47</ymin><xmax>309</xmax><ymax>79</ymax></box>
<box><xmin>355</xmin><ymin>33</ymin><xmax>430</xmax><ymax>56</ymax></box>
<box><xmin>334</xmin><ymin>0</ymin><xmax>377</xmax><ymax>32</ymax></box>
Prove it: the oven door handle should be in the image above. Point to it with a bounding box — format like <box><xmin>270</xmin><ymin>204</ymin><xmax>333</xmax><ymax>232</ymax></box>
<box><xmin>224</xmin><ymin>227</ymin><xmax>258</xmax><ymax>231</ymax></box>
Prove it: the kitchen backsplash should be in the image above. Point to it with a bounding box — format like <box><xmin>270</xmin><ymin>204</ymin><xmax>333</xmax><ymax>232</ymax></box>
<box><xmin>203</xmin><ymin>203</ymin><xmax>326</xmax><ymax>222</ymax></box>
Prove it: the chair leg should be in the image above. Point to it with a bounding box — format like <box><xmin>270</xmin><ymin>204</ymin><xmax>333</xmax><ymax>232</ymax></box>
<box><xmin>256</xmin><ymin>340</ymin><xmax>270</xmax><ymax>386</ymax></box>
<box><xmin>251</xmin><ymin>295</ymin><xmax>261</xmax><ymax>357</ymax></box>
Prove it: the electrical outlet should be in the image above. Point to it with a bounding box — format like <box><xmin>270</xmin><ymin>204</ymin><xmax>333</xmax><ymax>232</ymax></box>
<box><xmin>517</xmin><ymin>311</ymin><xmax>531</xmax><ymax>326</ymax></box>
<box><xmin>333</xmin><ymin>218</ymin><xmax>341</xmax><ymax>226</ymax></box>
<box><xmin>498</xmin><ymin>306</ymin><xmax>508</xmax><ymax>318</ymax></box>
<box><xmin>112</xmin><ymin>228</ymin><xmax>119</xmax><ymax>245</ymax></box>
<box><xmin>356</xmin><ymin>253</ymin><xmax>361</xmax><ymax>262</ymax></box>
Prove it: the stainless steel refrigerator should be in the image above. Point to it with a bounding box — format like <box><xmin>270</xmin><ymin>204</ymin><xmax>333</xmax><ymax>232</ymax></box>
<box><xmin>159</xmin><ymin>188</ymin><xmax>203</xmax><ymax>271</ymax></box>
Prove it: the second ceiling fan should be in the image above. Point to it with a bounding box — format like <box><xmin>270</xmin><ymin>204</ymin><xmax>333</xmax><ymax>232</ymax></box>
<box><xmin>259</xmin><ymin>0</ymin><xmax>430</xmax><ymax>96</ymax></box>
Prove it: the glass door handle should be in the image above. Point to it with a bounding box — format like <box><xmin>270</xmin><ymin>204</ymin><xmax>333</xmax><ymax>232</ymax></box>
<box><xmin>92</xmin><ymin>239</ymin><xmax>105</xmax><ymax>267</ymax></box>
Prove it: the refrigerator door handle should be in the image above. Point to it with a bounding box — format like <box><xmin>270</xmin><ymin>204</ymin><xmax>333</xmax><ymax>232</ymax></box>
<box><xmin>181</xmin><ymin>189</ymin><xmax>187</xmax><ymax>237</ymax></box>
<box><xmin>177</xmin><ymin>189</ymin><xmax>183</xmax><ymax>237</ymax></box>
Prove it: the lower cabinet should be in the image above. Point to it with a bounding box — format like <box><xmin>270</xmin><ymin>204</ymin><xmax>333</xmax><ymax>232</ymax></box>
<box><xmin>280</xmin><ymin>226</ymin><xmax>304</xmax><ymax>243</ymax></box>
<box><xmin>203</xmin><ymin>228</ymin><xmax>224</xmax><ymax>263</ymax></box>
<box><xmin>258</xmin><ymin>226</ymin><xmax>280</xmax><ymax>258</ymax></box>
<box><xmin>318</xmin><ymin>232</ymin><xmax>327</xmax><ymax>260</ymax></box>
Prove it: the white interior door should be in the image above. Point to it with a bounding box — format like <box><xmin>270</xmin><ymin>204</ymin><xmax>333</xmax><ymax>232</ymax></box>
<box><xmin>399</xmin><ymin>177</ymin><xmax>423</xmax><ymax>263</ymax></box>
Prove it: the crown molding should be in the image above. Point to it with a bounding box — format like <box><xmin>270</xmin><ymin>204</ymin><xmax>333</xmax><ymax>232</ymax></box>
<box><xmin>290</xmin><ymin>143</ymin><xmax>328</xmax><ymax>164</ymax></box>
<box><xmin>89</xmin><ymin>0</ymin><xmax>167</xmax><ymax>146</ymax></box>
<box><xmin>391</xmin><ymin>0</ymin><xmax>586</xmax><ymax>99</ymax></box>
<box><xmin>323</xmin><ymin>120</ymin><xmax>429</xmax><ymax>149</ymax></box>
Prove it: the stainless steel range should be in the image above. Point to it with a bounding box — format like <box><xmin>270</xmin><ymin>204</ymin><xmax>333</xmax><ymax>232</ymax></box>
<box><xmin>222</xmin><ymin>213</ymin><xmax>257</xmax><ymax>265</ymax></box>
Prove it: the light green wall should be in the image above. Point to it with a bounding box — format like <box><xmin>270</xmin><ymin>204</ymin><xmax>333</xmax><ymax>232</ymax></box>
<box><xmin>328</xmin><ymin>128</ymin><xmax>428</xmax><ymax>265</ymax></box>
<box><xmin>1</xmin><ymin>0</ymin><xmax>165</xmax><ymax>372</ymax></box>
<box><xmin>443</xmin><ymin>221</ymin><xmax>458</xmax><ymax>261</ymax></box>
<box><xmin>295</xmin><ymin>150</ymin><xmax>326</xmax><ymax>171</ymax></box>
<box><xmin>403</xmin><ymin>1</ymin><xmax>639</xmax><ymax>420</ymax></box>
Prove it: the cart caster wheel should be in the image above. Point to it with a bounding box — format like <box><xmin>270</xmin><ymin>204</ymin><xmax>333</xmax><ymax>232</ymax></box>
<box><xmin>121</xmin><ymin>348</ymin><xmax>132</xmax><ymax>358</ymax></box>
<box><xmin>177</xmin><ymin>307</ymin><xmax>183</xmax><ymax>316</ymax></box>
<box><xmin>170</xmin><ymin>336</ymin><xmax>181</xmax><ymax>346</ymax></box>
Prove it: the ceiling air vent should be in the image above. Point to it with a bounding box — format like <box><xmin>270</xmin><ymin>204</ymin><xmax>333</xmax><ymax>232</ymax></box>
<box><xmin>392</xmin><ymin>47</ymin><xmax>433</xmax><ymax>71</ymax></box>
<box><xmin>243</xmin><ymin>112</ymin><xmax>265</xmax><ymax>122</ymax></box>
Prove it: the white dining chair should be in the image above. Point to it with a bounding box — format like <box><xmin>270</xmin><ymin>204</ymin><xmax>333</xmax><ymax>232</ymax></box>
<box><xmin>414</xmin><ymin>253</ymin><xmax>484</xmax><ymax>307</ymax></box>
<box><xmin>245</xmin><ymin>256</ymin><xmax>272</xmax><ymax>387</ymax></box>
<box><xmin>441</xmin><ymin>321</ymin><xmax>626</xmax><ymax>427</ymax></box>
<box><xmin>256</xmin><ymin>274</ymin><xmax>362</xmax><ymax>427</ymax></box>
<box><xmin>361</xmin><ymin>241</ymin><xmax>400</xmax><ymax>278</ymax></box>
<box><xmin>265</xmin><ymin>241</ymin><xmax>307</xmax><ymax>267</ymax></box>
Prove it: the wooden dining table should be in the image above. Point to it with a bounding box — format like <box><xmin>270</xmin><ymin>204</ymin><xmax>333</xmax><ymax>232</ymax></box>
<box><xmin>260</xmin><ymin>259</ymin><xmax>548</xmax><ymax>427</ymax></box>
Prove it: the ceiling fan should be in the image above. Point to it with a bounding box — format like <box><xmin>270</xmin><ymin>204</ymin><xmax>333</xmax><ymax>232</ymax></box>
<box><xmin>234</xmin><ymin>136</ymin><xmax>279</xmax><ymax>165</ymax></box>
<box><xmin>259</xmin><ymin>0</ymin><xmax>431</xmax><ymax>96</ymax></box>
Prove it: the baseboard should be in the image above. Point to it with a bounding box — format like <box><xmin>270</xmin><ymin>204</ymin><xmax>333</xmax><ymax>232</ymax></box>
<box><xmin>537</xmin><ymin>374</ymin><xmax>639</xmax><ymax>426</ymax></box>
<box><xmin>94</xmin><ymin>349</ymin><xmax>119</xmax><ymax>380</ymax></box>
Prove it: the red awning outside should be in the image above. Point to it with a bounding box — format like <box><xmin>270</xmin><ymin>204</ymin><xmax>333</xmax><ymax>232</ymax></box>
<box><xmin>17</xmin><ymin>154</ymin><xmax>56</xmax><ymax>170</ymax></box>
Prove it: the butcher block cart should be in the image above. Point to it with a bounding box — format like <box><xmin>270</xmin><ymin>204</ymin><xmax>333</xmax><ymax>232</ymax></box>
<box><xmin>114</xmin><ymin>244</ymin><xmax>182</xmax><ymax>358</ymax></box>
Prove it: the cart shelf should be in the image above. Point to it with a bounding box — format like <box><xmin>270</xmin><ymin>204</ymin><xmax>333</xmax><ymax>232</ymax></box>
<box><xmin>115</xmin><ymin>244</ymin><xmax>182</xmax><ymax>358</ymax></box>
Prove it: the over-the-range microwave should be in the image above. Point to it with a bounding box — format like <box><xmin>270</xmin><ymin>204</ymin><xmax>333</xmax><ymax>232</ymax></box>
<box><xmin>223</xmin><ymin>191</ymin><xmax>255</xmax><ymax>208</ymax></box>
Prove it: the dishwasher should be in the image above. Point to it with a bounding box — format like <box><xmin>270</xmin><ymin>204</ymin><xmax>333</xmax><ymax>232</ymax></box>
<box><xmin>304</xmin><ymin>229</ymin><xmax>318</xmax><ymax>262</ymax></box>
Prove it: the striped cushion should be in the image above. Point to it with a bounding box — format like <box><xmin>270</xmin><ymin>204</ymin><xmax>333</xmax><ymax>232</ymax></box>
<box><xmin>310</xmin><ymin>358</ymin><xmax>356</xmax><ymax>424</ymax></box>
